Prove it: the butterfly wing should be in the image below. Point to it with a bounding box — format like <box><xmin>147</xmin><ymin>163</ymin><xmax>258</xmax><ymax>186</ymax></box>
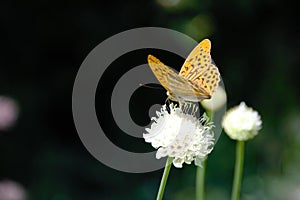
<box><xmin>179</xmin><ymin>39</ymin><xmax>220</xmax><ymax>96</ymax></box>
<box><xmin>148</xmin><ymin>55</ymin><xmax>210</xmax><ymax>102</ymax></box>
<box><xmin>147</xmin><ymin>55</ymin><xmax>177</xmax><ymax>92</ymax></box>
<box><xmin>167</xmin><ymin>73</ymin><xmax>211</xmax><ymax>101</ymax></box>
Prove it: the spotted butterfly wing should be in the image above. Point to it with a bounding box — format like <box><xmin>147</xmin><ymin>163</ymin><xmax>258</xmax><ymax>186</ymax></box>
<box><xmin>147</xmin><ymin>55</ymin><xmax>206</xmax><ymax>101</ymax></box>
<box><xmin>179</xmin><ymin>39</ymin><xmax>220</xmax><ymax>96</ymax></box>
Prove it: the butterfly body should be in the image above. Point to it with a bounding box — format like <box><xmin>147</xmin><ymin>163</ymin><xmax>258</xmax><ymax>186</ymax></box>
<box><xmin>148</xmin><ymin>39</ymin><xmax>220</xmax><ymax>103</ymax></box>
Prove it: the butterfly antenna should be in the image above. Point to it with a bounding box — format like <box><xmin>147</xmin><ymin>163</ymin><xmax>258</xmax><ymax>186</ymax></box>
<box><xmin>139</xmin><ymin>83</ymin><xmax>164</xmax><ymax>90</ymax></box>
<box><xmin>165</xmin><ymin>97</ymin><xmax>169</xmax><ymax>105</ymax></box>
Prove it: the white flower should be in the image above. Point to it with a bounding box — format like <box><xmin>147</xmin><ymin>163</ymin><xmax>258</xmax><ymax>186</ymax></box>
<box><xmin>201</xmin><ymin>86</ymin><xmax>227</xmax><ymax>111</ymax></box>
<box><xmin>143</xmin><ymin>103</ymin><xmax>215</xmax><ymax>168</ymax></box>
<box><xmin>222</xmin><ymin>102</ymin><xmax>262</xmax><ymax>141</ymax></box>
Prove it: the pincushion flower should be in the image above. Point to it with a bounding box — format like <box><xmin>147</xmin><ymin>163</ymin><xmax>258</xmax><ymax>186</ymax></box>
<box><xmin>222</xmin><ymin>102</ymin><xmax>262</xmax><ymax>141</ymax></box>
<box><xmin>143</xmin><ymin>103</ymin><xmax>215</xmax><ymax>168</ymax></box>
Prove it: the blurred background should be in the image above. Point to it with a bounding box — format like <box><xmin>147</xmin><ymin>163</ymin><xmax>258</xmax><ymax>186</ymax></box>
<box><xmin>0</xmin><ymin>0</ymin><xmax>299</xmax><ymax>199</ymax></box>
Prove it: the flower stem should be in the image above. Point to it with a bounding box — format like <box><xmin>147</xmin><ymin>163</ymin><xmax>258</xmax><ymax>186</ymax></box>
<box><xmin>196</xmin><ymin>110</ymin><xmax>214</xmax><ymax>200</ymax></box>
<box><xmin>206</xmin><ymin>110</ymin><xmax>214</xmax><ymax>121</ymax></box>
<box><xmin>231</xmin><ymin>141</ymin><xmax>245</xmax><ymax>200</ymax></box>
<box><xmin>196</xmin><ymin>158</ymin><xmax>206</xmax><ymax>200</ymax></box>
<box><xmin>156</xmin><ymin>157</ymin><xmax>173</xmax><ymax>200</ymax></box>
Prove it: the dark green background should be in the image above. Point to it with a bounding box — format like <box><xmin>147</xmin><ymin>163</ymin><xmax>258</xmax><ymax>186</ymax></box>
<box><xmin>0</xmin><ymin>0</ymin><xmax>299</xmax><ymax>199</ymax></box>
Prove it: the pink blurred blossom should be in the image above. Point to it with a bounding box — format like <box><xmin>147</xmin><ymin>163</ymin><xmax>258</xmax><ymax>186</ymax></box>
<box><xmin>0</xmin><ymin>180</ymin><xmax>27</xmax><ymax>200</ymax></box>
<box><xmin>0</xmin><ymin>96</ymin><xmax>19</xmax><ymax>130</ymax></box>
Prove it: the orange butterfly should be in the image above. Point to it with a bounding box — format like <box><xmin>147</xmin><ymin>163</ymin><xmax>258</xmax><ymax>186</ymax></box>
<box><xmin>148</xmin><ymin>39</ymin><xmax>220</xmax><ymax>102</ymax></box>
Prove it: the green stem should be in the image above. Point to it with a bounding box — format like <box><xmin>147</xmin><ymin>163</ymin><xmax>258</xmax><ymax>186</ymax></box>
<box><xmin>196</xmin><ymin>158</ymin><xmax>206</xmax><ymax>200</ymax></box>
<box><xmin>206</xmin><ymin>110</ymin><xmax>214</xmax><ymax>121</ymax></box>
<box><xmin>231</xmin><ymin>141</ymin><xmax>245</xmax><ymax>200</ymax></box>
<box><xmin>195</xmin><ymin>109</ymin><xmax>214</xmax><ymax>200</ymax></box>
<box><xmin>156</xmin><ymin>157</ymin><xmax>173</xmax><ymax>200</ymax></box>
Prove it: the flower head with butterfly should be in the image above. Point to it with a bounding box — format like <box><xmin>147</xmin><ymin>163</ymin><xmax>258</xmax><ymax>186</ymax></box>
<box><xmin>144</xmin><ymin>39</ymin><xmax>221</xmax><ymax>167</ymax></box>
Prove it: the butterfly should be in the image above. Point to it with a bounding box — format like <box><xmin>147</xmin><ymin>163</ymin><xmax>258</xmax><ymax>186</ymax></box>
<box><xmin>147</xmin><ymin>39</ymin><xmax>220</xmax><ymax>103</ymax></box>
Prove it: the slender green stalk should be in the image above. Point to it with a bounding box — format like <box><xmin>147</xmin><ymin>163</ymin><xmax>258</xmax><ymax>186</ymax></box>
<box><xmin>195</xmin><ymin>110</ymin><xmax>214</xmax><ymax>200</ymax></box>
<box><xmin>156</xmin><ymin>157</ymin><xmax>173</xmax><ymax>200</ymax></box>
<box><xmin>206</xmin><ymin>110</ymin><xmax>214</xmax><ymax>121</ymax></box>
<box><xmin>196</xmin><ymin>158</ymin><xmax>206</xmax><ymax>200</ymax></box>
<box><xmin>231</xmin><ymin>141</ymin><xmax>245</xmax><ymax>200</ymax></box>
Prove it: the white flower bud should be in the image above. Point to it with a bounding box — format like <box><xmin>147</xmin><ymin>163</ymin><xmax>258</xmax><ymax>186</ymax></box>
<box><xmin>222</xmin><ymin>102</ymin><xmax>262</xmax><ymax>141</ymax></box>
<box><xmin>201</xmin><ymin>86</ymin><xmax>227</xmax><ymax>112</ymax></box>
